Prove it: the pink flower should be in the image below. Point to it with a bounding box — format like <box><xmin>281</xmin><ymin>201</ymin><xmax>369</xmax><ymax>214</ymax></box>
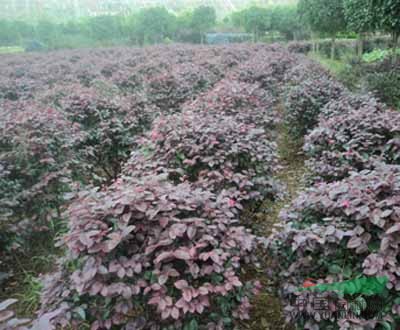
<box><xmin>342</xmin><ymin>200</ymin><xmax>350</xmax><ymax>208</ymax></box>
<box><xmin>303</xmin><ymin>279</ymin><xmax>317</xmax><ymax>288</ymax></box>
<box><xmin>151</xmin><ymin>130</ymin><xmax>160</xmax><ymax>141</ymax></box>
<box><xmin>228</xmin><ymin>199</ymin><xmax>236</xmax><ymax>207</ymax></box>
<box><xmin>344</xmin><ymin>150</ymin><xmax>353</xmax><ymax>156</ymax></box>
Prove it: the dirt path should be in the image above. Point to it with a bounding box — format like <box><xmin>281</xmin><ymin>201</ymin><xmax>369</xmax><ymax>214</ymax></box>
<box><xmin>241</xmin><ymin>104</ymin><xmax>307</xmax><ymax>330</ymax></box>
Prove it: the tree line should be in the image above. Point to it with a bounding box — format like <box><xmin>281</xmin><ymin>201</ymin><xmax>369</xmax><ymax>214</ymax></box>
<box><xmin>0</xmin><ymin>1</ymin><xmax>398</xmax><ymax>53</ymax></box>
<box><xmin>298</xmin><ymin>0</ymin><xmax>400</xmax><ymax>58</ymax></box>
<box><xmin>0</xmin><ymin>4</ymin><xmax>304</xmax><ymax>49</ymax></box>
<box><xmin>0</xmin><ymin>6</ymin><xmax>216</xmax><ymax>48</ymax></box>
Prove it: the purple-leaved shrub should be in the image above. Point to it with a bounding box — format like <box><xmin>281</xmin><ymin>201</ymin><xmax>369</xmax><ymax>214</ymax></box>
<box><xmin>38</xmin><ymin>175</ymin><xmax>261</xmax><ymax>329</ymax></box>
<box><xmin>283</xmin><ymin>75</ymin><xmax>346</xmax><ymax>139</ymax></box>
<box><xmin>144</xmin><ymin>63</ymin><xmax>219</xmax><ymax>113</ymax></box>
<box><xmin>318</xmin><ymin>92</ymin><xmax>386</xmax><ymax>121</ymax></box>
<box><xmin>286</xmin><ymin>41</ymin><xmax>312</xmax><ymax>54</ymax></box>
<box><xmin>284</xmin><ymin>59</ymin><xmax>331</xmax><ymax>86</ymax></box>
<box><xmin>57</xmin><ymin>85</ymin><xmax>154</xmax><ymax>184</ymax></box>
<box><xmin>269</xmin><ymin>165</ymin><xmax>400</xmax><ymax>329</ymax></box>
<box><xmin>305</xmin><ymin>108</ymin><xmax>400</xmax><ymax>182</ymax></box>
<box><xmin>229</xmin><ymin>49</ymin><xmax>298</xmax><ymax>94</ymax></box>
<box><xmin>124</xmin><ymin>111</ymin><xmax>281</xmax><ymax>207</ymax></box>
<box><xmin>183</xmin><ymin>79</ymin><xmax>278</xmax><ymax>130</ymax></box>
<box><xmin>0</xmin><ymin>100</ymin><xmax>82</xmax><ymax>251</ymax></box>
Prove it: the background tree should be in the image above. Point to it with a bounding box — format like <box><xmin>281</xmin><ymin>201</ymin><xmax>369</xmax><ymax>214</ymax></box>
<box><xmin>125</xmin><ymin>13</ymin><xmax>140</xmax><ymax>44</ymax></box>
<box><xmin>270</xmin><ymin>5</ymin><xmax>302</xmax><ymax>41</ymax></box>
<box><xmin>298</xmin><ymin>0</ymin><xmax>346</xmax><ymax>59</ymax></box>
<box><xmin>86</xmin><ymin>15</ymin><xmax>123</xmax><ymax>41</ymax></box>
<box><xmin>0</xmin><ymin>21</ymin><xmax>17</xmax><ymax>46</ymax></box>
<box><xmin>174</xmin><ymin>11</ymin><xmax>196</xmax><ymax>43</ymax></box>
<box><xmin>135</xmin><ymin>7</ymin><xmax>176</xmax><ymax>45</ymax></box>
<box><xmin>344</xmin><ymin>0</ymin><xmax>376</xmax><ymax>56</ymax></box>
<box><xmin>35</xmin><ymin>19</ymin><xmax>59</xmax><ymax>45</ymax></box>
<box><xmin>371</xmin><ymin>0</ymin><xmax>400</xmax><ymax>58</ymax></box>
<box><xmin>191</xmin><ymin>6</ymin><xmax>216</xmax><ymax>44</ymax></box>
<box><xmin>232</xmin><ymin>6</ymin><xmax>270</xmax><ymax>42</ymax></box>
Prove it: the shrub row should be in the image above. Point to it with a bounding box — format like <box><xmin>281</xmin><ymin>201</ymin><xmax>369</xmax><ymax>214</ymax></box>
<box><xmin>229</xmin><ymin>49</ymin><xmax>299</xmax><ymax>95</ymax></box>
<box><xmin>0</xmin><ymin>45</ymin><xmax>259</xmax><ymax>256</ymax></box>
<box><xmin>283</xmin><ymin>63</ymin><xmax>346</xmax><ymax>139</ymax></box>
<box><xmin>124</xmin><ymin>111</ymin><xmax>281</xmax><ymax>207</ymax></box>
<box><xmin>0</xmin><ymin>100</ymin><xmax>82</xmax><ymax>251</ymax></box>
<box><xmin>183</xmin><ymin>80</ymin><xmax>278</xmax><ymax>131</ymax></box>
<box><xmin>305</xmin><ymin>102</ymin><xmax>400</xmax><ymax>183</ymax></box>
<box><xmin>361</xmin><ymin>57</ymin><xmax>400</xmax><ymax>109</ymax></box>
<box><xmin>35</xmin><ymin>46</ymin><xmax>293</xmax><ymax>329</ymax></box>
<box><xmin>286</xmin><ymin>41</ymin><xmax>312</xmax><ymax>54</ymax></box>
<box><xmin>40</xmin><ymin>175</ymin><xmax>261</xmax><ymax>329</ymax></box>
<box><xmin>272</xmin><ymin>60</ymin><xmax>400</xmax><ymax>329</ymax></box>
<box><xmin>57</xmin><ymin>84</ymin><xmax>153</xmax><ymax>184</ymax></box>
<box><xmin>0</xmin><ymin>45</ymin><xmax>256</xmax><ymax>102</ymax></box>
<box><xmin>286</xmin><ymin>36</ymin><xmax>391</xmax><ymax>58</ymax></box>
<box><xmin>317</xmin><ymin>92</ymin><xmax>386</xmax><ymax>121</ymax></box>
<box><xmin>269</xmin><ymin>166</ymin><xmax>400</xmax><ymax>329</ymax></box>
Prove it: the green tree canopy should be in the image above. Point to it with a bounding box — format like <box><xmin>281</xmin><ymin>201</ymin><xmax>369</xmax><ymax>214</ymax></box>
<box><xmin>135</xmin><ymin>7</ymin><xmax>176</xmax><ymax>44</ymax></box>
<box><xmin>270</xmin><ymin>5</ymin><xmax>302</xmax><ymax>40</ymax></box>
<box><xmin>232</xmin><ymin>6</ymin><xmax>270</xmax><ymax>41</ymax></box>
<box><xmin>371</xmin><ymin>0</ymin><xmax>400</xmax><ymax>46</ymax></box>
<box><xmin>36</xmin><ymin>20</ymin><xmax>59</xmax><ymax>44</ymax></box>
<box><xmin>85</xmin><ymin>15</ymin><xmax>123</xmax><ymax>41</ymax></box>
<box><xmin>0</xmin><ymin>21</ymin><xmax>18</xmax><ymax>45</ymax></box>
<box><xmin>344</xmin><ymin>0</ymin><xmax>376</xmax><ymax>34</ymax></box>
<box><xmin>344</xmin><ymin>0</ymin><xmax>376</xmax><ymax>56</ymax></box>
<box><xmin>173</xmin><ymin>11</ymin><xmax>196</xmax><ymax>42</ymax></box>
<box><xmin>298</xmin><ymin>0</ymin><xmax>346</xmax><ymax>58</ymax></box>
<box><xmin>191</xmin><ymin>6</ymin><xmax>217</xmax><ymax>43</ymax></box>
<box><xmin>298</xmin><ymin>0</ymin><xmax>346</xmax><ymax>37</ymax></box>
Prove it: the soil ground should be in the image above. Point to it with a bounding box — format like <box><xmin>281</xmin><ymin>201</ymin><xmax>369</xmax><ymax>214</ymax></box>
<box><xmin>240</xmin><ymin>103</ymin><xmax>307</xmax><ymax>330</ymax></box>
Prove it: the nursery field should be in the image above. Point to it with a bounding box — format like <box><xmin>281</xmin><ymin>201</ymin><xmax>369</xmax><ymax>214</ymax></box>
<box><xmin>0</xmin><ymin>44</ymin><xmax>400</xmax><ymax>330</ymax></box>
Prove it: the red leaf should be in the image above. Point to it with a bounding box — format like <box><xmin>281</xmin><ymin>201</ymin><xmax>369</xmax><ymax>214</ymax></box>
<box><xmin>347</xmin><ymin>236</ymin><xmax>362</xmax><ymax>249</ymax></box>
<box><xmin>171</xmin><ymin>307</ymin><xmax>180</xmax><ymax>320</ymax></box>
<box><xmin>386</xmin><ymin>224</ymin><xmax>400</xmax><ymax>234</ymax></box>
<box><xmin>174</xmin><ymin>280</ymin><xmax>188</xmax><ymax>290</ymax></box>
<box><xmin>174</xmin><ymin>249</ymin><xmax>191</xmax><ymax>261</ymax></box>
<box><xmin>303</xmin><ymin>279</ymin><xmax>317</xmax><ymax>288</ymax></box>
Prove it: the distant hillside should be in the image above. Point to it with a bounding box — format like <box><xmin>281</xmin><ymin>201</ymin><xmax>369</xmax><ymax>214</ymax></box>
<box><xmin>0</xmin><ymin>0</ymin><xmax>298</xmax><ymax>21</ymax></box>
<box><xmin>138</xmin><ymin>0</ymin><xmax>298</xmax><ymax>15</ymax></box>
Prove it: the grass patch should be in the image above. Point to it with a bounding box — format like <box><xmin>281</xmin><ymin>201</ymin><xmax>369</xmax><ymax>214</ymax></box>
<box><xmin>14</xmin><ymin>273</ymin><xmax>43</xmax><ymax>314</ymax></box>
<box><xmin>0</xmin><ymin>231</ymin><xmax>62</xmax><ymax>318</ymax></box>
<box><xmin>0</xmin><ymin>46</ymin><xmax>24</xmax><ymax>54</ymax></box>
<box><xmin>308</xmin><ymin>52</ymin><xmax>347</xmax><ymax>77</ymax></box>
<box><xmin>239</xmin><ymin>103</ymin><xmax>306</xmax><ymax>330</ymax></box>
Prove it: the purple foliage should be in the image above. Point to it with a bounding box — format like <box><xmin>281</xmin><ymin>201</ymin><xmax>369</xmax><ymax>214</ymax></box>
<box><xmin>268</xmin><ymin>166</ymin><xmax>400</xmax><ymax>329</ymax></box>
<box><xmin>0</xmin><ymin>43</ymin><xmax>296</xmax><ymax>329</ymax></box>
<box><xmin>0</xmin><ymin>100</ymin><xmax>82</xmax><ymax>248</ymax></box>
<box><xmin>0</xmin><ymin>44</ymin><xmax>259</xmax><ymax>255</ymax></box>
<box><xmin>305</xmin><ymin>107</ymin><xmax>400</xmax><ymax>182</ymax></box>
<box><xmin>283</xmin><ymin>74</ymin><xmax>346</xmax><ymax>138</ymax></box>
<box><xmin>124</xmin><ymin>111</ymin><xmax>281</xmax><ymax>206</ymax></box>
<box><xmin>283</xmin><ymin>59</ymin><xmax>331</xmax><ymax>86</ymax></box>
<box><xmin>229</xmin><ymin>49</ymin><xmax>299</xmax><ymax>94</ymax></box>
<box><xmin>144</xmin><ymin>62</ymin><xmax>219</xmax><ymax>113</ymax></box>
<box><xmin>56</xmin><ymin>84</ymin><xmax>154</xmax><ymax>183</ymax></box>
<box><xmin>286</xmin><ymin>41</ymin><xmax>313</xmax><ymax>54</ymax></box>
<box><xmin>319</xmin><ymin>92</ymin><xmax>386</xmax><ymax>121</ymax></box>
<box><xmin>38</xmin><ymin>175</ymin><xmax>260</xmax><ymax>328</ymax></box>
<box><xmin>182</xmin><ymin>79</ymin><xmax>280</xmax><ymax>133</ymax></box>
